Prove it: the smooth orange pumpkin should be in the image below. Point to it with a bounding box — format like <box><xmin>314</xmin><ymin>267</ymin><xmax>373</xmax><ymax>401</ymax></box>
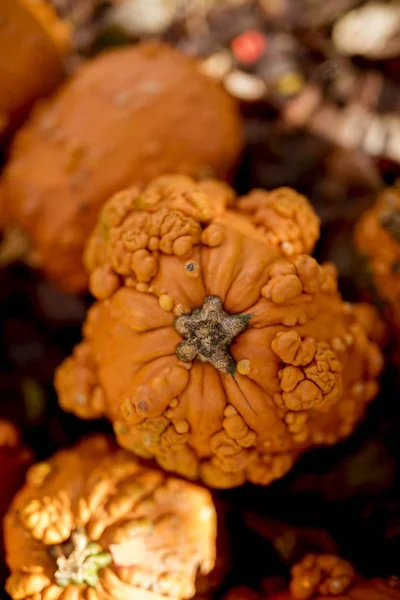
<box><xmin>355</xmin><ymin>186</ymin><xmax>400</xmax><ymax>362</ymax></box>
<box><xmin>0</xmin><ymin>0</ymin><xmax>70</xmax><ymax>140</ymax></box>
<box><xmin>223</xmin><ymin>555</ymin><xmax>400</xmax><ymax>600</ymax></box>
<box><xmin>1</xmin><ymin>42</ymin><xmax>243</xmax><ymax>292</ymax></box>
<box><xmin>55</xmin><ymin>175</ymin><xmax>383</xmax><ymax>488</ymax></box>
<box><xmin>4</xmin><ymin>435</ymin><xmax>217</xmax><ymax>600</ymax></box>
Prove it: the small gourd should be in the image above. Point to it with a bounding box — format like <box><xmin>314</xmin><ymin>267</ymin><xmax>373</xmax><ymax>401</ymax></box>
<box><xmin>4</xmin><ymin>435</ymin><xmax>217</xmax><ymax>600</ymax></box>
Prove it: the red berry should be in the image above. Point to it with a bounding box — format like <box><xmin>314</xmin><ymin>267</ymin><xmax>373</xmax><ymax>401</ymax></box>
<box><xmin>231</xmin><ymin>30</ymin><xmax>267</xmax><ymax>65</ymax></box>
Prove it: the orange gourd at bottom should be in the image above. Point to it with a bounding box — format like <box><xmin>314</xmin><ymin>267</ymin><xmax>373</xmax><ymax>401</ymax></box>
<box><xmin>224</xmin><ymin>554</ymin><xmax>400</xmax><ymax>600</ymax></box>
<box><xmin>268</xmin><ymin>580</ymin><xmax>400</xmax><ymax>600</ymax></box>
<box><xmin>4</xmin><ymin>435</ymin><xmax>217</xmax><ymax>600</ymax></box>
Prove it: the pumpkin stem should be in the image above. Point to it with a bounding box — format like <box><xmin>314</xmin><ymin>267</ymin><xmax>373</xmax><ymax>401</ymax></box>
<box><xmin>174</xmin><ymin>295</ymin><xmax>251</xmax><ymax>374</ymax></box>
<box><xmin>49</xmin><ymin>528</ymin><xmax>112</xmax><ymax>587</ymax></box>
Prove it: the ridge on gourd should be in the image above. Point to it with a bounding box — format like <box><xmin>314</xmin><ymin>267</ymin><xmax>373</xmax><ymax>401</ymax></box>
<box><xmin>55</xmin><ymin>175</ymin><xmax>383</xmax><ymax>488</ymax></box>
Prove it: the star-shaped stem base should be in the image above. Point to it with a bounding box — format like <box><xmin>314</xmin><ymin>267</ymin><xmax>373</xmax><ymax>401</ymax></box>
<box><xmin>174</xmin><ymin>295</ymin><xmax>251</xmax><ymax>375</ymax></box>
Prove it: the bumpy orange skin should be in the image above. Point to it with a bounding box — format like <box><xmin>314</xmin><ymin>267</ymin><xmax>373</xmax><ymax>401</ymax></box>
<box><xmin>1</xmin><ymin>42</ymin><xmax>243</xmax><ymax>293</ymax></box>
<box><xmin>0</xmin><ymin>0</ymin><xmax>70</xmax><ymax>140</ymax></box>
<box><xmin>4</xmin><ymin>435</ymin><xmax>217</xmax><ymax>600</ymax></box>
<box><xmin>355</xmin><ymin>186</ymin><xmax>400</xmax><ymax>363</ymax></box>
<box><xmin>230</xmin><ymin>555</ymin><xmax>400</xmax><ymax>600</ymax></box>
<box><xmin>267</xmin><ymin>554</ymin><xmax>400</xmax><ymax>600</ymax></box>
<box><xmin>0</xmin><ymin>420</ymin><xmax>33</xmax><ymax>520</ymax></box>
<box><xmin>225</xmin><ymin>576</ymin><xmax>400</xmax><ymax>600</ymax></box>
<box><xmin>55</xmin><ymin>176</ymin><xmax>383</xmax><ymax>489</ymax></box>
<box><xmin>288</xmin><ymin>554</ymin><xmax>356</xmax><ymax>599</ymax></box>
<box><xmin>269</xmin><ymin>581</ymin><xmax>400</xmax><ymax>599</ymax></box>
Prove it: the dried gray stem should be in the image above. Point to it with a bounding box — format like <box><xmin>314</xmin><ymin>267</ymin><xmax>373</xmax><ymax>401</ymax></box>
<box><xmin>175</xmin><ymin>295</ymin><xmax>251</xmax><ymax>374</ymax></box>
